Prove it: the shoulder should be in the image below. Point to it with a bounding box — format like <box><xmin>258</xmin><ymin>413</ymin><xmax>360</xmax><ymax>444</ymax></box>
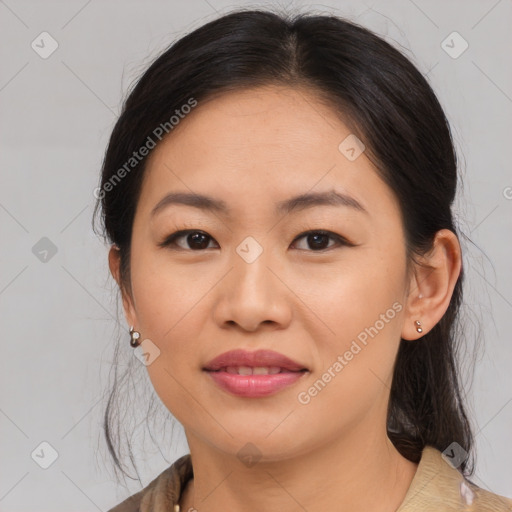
<box><xmin>105</xmin><ymin>472</ymin><xmax>164</xmax><ymax>512</ymax></box>
<box><xmin>398</xmin><ymin>445</ymin><xmax>512</xmax><ymax>511</ymax></box>
<box><xmin>462</xmin><ymin>479</ymin><xmax>512</xmax><ymax>511</ymax></box>
<box><xmin>105</xmin><ymin>454</ymin><xmax>193</xmax><ymax>512</ymax></box>
<box><xmin>106</xmin><ymin>488</ymin><xmax>145</xmax><ymax>512</ymax></box>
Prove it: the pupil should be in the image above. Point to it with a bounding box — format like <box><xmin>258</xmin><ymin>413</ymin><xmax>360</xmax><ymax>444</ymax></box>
<box><xmin>189</xmin><ymin>232</ymin><xmax>209</xmax><ymax>249</ymax></box>
<box><xmin>309</xmin><ymin>233</ymin><xmax>328</xmax><ymax>249</ymax></box>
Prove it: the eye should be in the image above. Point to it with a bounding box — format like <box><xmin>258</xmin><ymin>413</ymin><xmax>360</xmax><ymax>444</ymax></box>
<box><xmin>158</xmin><ymin>229</ymin><xmax>352</xmax><ymax>252</ymax></box>
<box><xmin>291</xmin><ymin>230</ymin><xmax>352</xmax><ymax>251</ymax></box>
<box><xmin>158</xmin><ymin>230</ymin><xmax>219</xmax><ymax>251</ymax></box>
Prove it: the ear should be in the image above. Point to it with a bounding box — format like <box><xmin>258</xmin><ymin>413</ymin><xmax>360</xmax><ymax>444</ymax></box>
<box><xmin>108</xmin><ymin>245</ymin><xmax>137</xmax><ymax>328</ymax></box>
<box><xmin>401</xmin><ymin>229</ymin><xmax>462</xmax><ymax>341</ymax></box>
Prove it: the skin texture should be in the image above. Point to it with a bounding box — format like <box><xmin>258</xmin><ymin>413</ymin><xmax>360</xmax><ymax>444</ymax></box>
<box><xmin>109</xmin><ymin>86</ymin><xmax>462</xmax><ymax>512</ymax></box>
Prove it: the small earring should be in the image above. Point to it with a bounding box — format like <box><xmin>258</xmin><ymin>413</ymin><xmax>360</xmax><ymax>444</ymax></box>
<box><xmin>129</xmin><ymin>326</ymin><xmax>141</xmax><ymax>347</ymax></box>
<box><xmin>414</xmin><ymin>320</ymin><xmax>423</xmax><ymax>333</ymax></box>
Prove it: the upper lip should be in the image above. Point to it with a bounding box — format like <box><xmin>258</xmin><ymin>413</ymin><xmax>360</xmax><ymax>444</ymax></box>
<box><xmin>203</xmin><ymin>349</ymin><xmax>308</xmax><ymax>372</ymax></box>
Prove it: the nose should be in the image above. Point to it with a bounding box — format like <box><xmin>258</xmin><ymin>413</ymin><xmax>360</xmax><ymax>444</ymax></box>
<box><xmin>212</xmin><ymin>246</ymin><xmax>293</xmax><ymax>333</ymax></box>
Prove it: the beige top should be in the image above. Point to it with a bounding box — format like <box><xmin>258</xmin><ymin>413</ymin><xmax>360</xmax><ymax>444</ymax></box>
<box><xmin>107</xmin><ymin>445</ymin><xmax>512</xmax><ymax>511</ymax></box>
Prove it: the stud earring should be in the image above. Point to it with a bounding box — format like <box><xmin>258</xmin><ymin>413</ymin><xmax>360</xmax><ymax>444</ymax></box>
<box><xmin>415</xmin><ymin>320</ymin><xmax>423</xmax><ymax>333</ymax></box>
<box><xmin>129</xmin><ymin>326</ymin><xmax>141</xmax><ymax>347</ymax></box>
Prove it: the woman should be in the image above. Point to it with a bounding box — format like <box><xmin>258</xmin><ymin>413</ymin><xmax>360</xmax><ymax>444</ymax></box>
<box><xmin>94</xmin><ymin>8</ymin><xmax>512</xmax><ymax>512</ymax></box>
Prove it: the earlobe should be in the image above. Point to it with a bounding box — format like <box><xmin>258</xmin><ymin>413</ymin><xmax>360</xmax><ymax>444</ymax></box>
<box><xmin>401</xmin><ymin>229</ymin><xmax>462</xmax><ymax>341</ymax></box>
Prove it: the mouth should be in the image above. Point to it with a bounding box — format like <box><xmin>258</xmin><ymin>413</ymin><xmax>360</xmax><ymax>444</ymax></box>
<box><xmin>205</xmin><ymin>366</ymin><xmax>307</xmax><ymax>375</ymax></box>
<box><xmin>203</xmin><ymin>349</ymin><xmax>309</xmax><ymax>397</ymax></box>
<box><xmin>203</xmin><ymin>368</ymin><xmax>308</xmax><ymax>397</ymax></box>
<box><xmin>203</xmin><ymin>348</ymin><xmax>308</xmax><ymax>372</ymax></box>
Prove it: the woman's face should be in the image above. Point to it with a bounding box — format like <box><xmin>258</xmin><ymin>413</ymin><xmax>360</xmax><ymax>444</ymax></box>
<box><xmin>117</xmin><ymin>86</ymin><xmax>415</xmax><ymax>460</ymax></box>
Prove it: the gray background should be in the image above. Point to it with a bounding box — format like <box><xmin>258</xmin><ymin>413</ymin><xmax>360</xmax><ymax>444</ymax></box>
<box><xmin>0</xmin><ymin>0</ymin><xmax>511</xmax><ymax>510</ymax></box>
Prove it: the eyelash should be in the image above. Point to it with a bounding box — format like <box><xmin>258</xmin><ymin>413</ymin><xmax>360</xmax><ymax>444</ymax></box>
<box><xmin>157</xmin><ymin>225</ymin><xmax>354</xmax><ymax>252</ymax></box>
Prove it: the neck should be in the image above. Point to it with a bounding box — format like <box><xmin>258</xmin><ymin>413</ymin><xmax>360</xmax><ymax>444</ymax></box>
<box><xmin>180</xmin><ymin>425</ymin><xmax>418</xmax><ymax>512</ymax></box>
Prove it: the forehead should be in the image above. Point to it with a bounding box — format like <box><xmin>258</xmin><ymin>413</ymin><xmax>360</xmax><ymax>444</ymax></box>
<box><xmin>138</xmin><ymin>86</ymin><xmax>400</xmax><ymax>223</ymax></box>
<box><xmin>166</xmin><ymin>86</ymin><xmax>347</xmax><ymax>157</ymax></box>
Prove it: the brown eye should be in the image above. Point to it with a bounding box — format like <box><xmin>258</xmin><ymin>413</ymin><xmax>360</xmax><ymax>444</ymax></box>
<box><xmin>159</xmin><ymin>230</ymin><xmax>218</xmax><ymax>250</ymax></box>
<box><xmin>158</xmin><ymin>229</ymin><xmax>352</xmax><ymax>252</ymax></box>
<box><xmin>292</xmin><ymin>230</ymin><xmax>351</xmax><ymax>251</ymax></box>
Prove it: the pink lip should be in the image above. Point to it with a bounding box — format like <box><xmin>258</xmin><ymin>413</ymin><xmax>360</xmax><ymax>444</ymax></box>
<box><xmin>203</xmin><ymin>349</ymin><xmax>307</xmax><ymax>372</ymax></box>
<box><xmin>203</xmin><ymin>349</ymin><xmax>309</xmax><ymax>398</ymax></box>
<box><xmin>206</xmin><ymin>371</ymin><xmax>307</xmax><ymax>397</ymax></box>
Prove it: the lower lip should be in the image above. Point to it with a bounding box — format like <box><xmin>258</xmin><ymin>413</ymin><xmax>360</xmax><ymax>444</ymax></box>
<box><xmin>205</xmin><ymin>370</ymin><xmax>307</xmax><ymax>397</ymax></box>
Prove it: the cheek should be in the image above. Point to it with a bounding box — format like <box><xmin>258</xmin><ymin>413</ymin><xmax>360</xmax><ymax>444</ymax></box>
<box><xmin>306</xmin><ymin>247</ymin><xmax>405</xmax><ymax>339</ymax></box>
<box><xmin>127</xmin><ymin>246</ymin><xmax>209</xmax><ymax>406</ymax></box>
<box><xmin>129</xmin><ymin>243</ymin><xmax>202</xmax><ymax>337</ymax></box>
<box><xmin>305</xmin><ymin>248</ymin><xmax>406</xmax><ymax>392</ymax></box>
<box><xmin>129</xmin><ymin>248</ymin><xmax>207</xmax><ymax>422</ymax></box>
<box><xmin>297</xmin><ymin>294</ymin><xmax>404</xmax><ymax>438</ymax></box>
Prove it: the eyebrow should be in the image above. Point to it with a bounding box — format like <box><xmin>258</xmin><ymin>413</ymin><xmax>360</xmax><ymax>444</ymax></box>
<box><xmin>150</xmin><ymin>189</ymin><xmax>368</xmax><ymax>218</ymax></box>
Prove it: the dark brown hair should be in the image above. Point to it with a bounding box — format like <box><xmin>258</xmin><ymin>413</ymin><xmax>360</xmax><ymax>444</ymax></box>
<box><xmin>93</xmin><ymin>7</ymin><xmax>477</xmax><ymax>484</ymax></box>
